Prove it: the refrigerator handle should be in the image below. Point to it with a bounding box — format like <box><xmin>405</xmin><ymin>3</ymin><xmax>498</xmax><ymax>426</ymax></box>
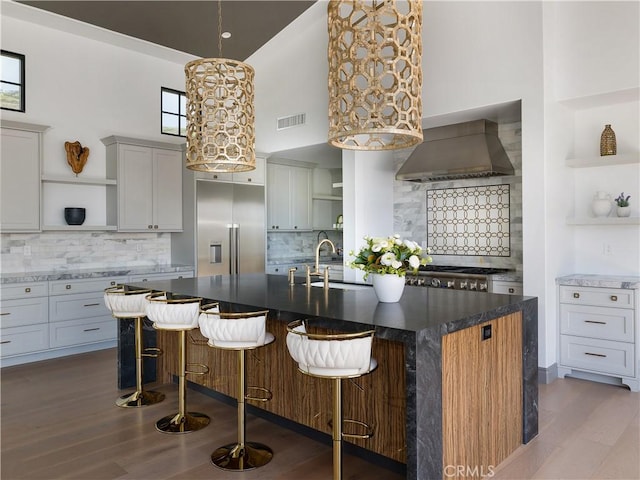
<box><xmin>228</xmin><ymin>223</ymin><xmax>239</xmax><ymax>275</ymax></box>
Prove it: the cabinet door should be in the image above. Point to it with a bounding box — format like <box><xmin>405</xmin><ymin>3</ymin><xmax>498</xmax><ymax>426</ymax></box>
<box><xmin>267</xmin><ymin>163</ymin><xmax>290</xmax><ymax>230</ymax></box>
<box><xmin>233</xmin><ymin>156</ymin><xmax>265</xmax><ymax>185</ymax></box>
<box><xmin>0</xmin><ymin>128</ymin><xmax>40</xmax><ymax>231</ymax></box>
<box><xmin>289</xmin><ymin>166</ymin><xmax>312</xmax><ymax>230</ymax></box>
<box><xmin>117</xmin><ymin>144</ymin><xmax>154</xmax><ymax>231</ymax></box>
<box><xmin>442</xmin><ymin>312</ymin><xmax>523</xmax><ymax>473</ymax></box>
<box><xmin>153</xmin><ymin>148</ymin><xmax>183</xmax><ymax>231</ymax></box>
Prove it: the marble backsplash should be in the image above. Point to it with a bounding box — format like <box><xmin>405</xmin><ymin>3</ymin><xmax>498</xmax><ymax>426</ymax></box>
<box><xmin>393</xmin><ymin>121</ymin><xmax>523</xmax><ymax>272</ymax></box>
<box><xmin>267</xmin><ymin>229</ymin><xmax>344</xmax><ymax>263</ymax></box>
<box><xmin>1</xmin><ymin>231</ymin><xmax>172</xmax><ymax>273</ymax></box>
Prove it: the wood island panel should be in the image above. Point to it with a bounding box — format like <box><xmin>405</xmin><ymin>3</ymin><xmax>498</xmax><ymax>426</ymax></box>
<box><xmin>441</xmin><ymin>312</ymin><xmax>523</xmax><ymax>479</ymax></box>
<box><xmin>156</xmin><ymin>317</ymin><xmax>407</xmax><ymax>463</ymax></box>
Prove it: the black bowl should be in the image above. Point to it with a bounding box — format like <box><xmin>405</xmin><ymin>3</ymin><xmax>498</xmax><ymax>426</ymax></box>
<box><xmin>64</xmin><ymin>207</ymin><xmax>86</xmax><ymax>226</ymax></box>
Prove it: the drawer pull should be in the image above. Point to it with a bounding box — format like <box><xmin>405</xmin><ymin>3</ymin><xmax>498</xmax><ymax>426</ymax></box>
<box><xmin>83</xmin><ymin>327</ymin><xmax>100</xmax><ymax>332</ymax></box>
<box><xmin>584</xmin><ymin>320</ymin><xmax>606</xmax><ymax>325</ymax></box>
<box><xmin>573</xmin><ymin>293</ymin><xmax>580</xmax><ymax>299</ymax></box>
<box><xmin>610</xmin><ymin>295</ymin><xmax>617</xmax><ymax>302</ymax></box>
<box><xmin>83</xmin><ymin>303</ymin><xmax>100</xmax><ymax>307</ymax></box>
<box><xmin>0</xmin><ymin>340</ymin><xmax>11</xmax><ymax>344</ymax></box>
<box><xmin>25</xmin><ymin>287</ymin><xmax>31</xmax><ymax>293</ymax></box>
<box><xmin>0</xmin><ymin>312</ymin><xmax>10</xmax><ymax>316</ymax></box>
<box><xmin>66</xmin><ymin>285</ymin><xmax>71</xmax><ymax>290</ymax></box>
<box><xmin>585</xmin><ymin>352</ymin><xmax>607</xmax><ymax>358</ymax></box>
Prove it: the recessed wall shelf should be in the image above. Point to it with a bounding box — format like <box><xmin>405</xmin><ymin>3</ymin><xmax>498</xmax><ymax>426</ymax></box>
<box><xmin>566</xmin><ymin>216</ymin><xmax>640</xmax><ymax>226</ymax></box>
<box><xmin>312</xmin><ymin>194</ymin><xmax>342</xmax><ymax>201</ymax></box>
<box><xmin>42</xmin><ymin>224</ymin><xmax>118</xmax><ymax>231</ymax></box>
<box><xmin>41</xmin><ymin>175</ymin><xmax>117</xmax><ymax>186</ymax></box>
<box><xmin>565</xmin><ymin>153</ymin><xmax>640</xmax><ymax>168</ymax></box>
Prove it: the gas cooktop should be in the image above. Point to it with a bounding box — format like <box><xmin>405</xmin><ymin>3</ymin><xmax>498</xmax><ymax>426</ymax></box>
<box><xmin>417</xmin><ymin>265</ymin><xmax>511</xmax><ymax>275</ymax></box>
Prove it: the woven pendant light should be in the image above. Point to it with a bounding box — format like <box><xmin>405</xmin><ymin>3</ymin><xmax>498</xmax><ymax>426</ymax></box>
<box><xmin>185</xmin><ymin>1</ymin><xmax>256</xmax><ymax>172</ymax></box>
<box><xmin>327</xmin><ymin>0</ymin><xmax>423</xmax><ymax>151</ymax></box>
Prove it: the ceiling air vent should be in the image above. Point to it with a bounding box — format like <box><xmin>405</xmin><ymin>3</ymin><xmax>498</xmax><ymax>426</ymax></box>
<box><xmin>277</xmin><ymin>113</ymin><xmax>306</xmax><ymax>131</ymax></box>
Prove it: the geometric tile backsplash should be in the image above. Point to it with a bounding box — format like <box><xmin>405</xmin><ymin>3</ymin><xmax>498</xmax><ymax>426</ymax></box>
<box><xmin>427</xmin><ymin>184</ymin><xmax>511</xmax><ymax>256</ymax></box>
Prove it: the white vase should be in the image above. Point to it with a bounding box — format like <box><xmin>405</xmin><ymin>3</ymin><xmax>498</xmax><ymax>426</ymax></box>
<box><xmin>617</xmin><ymin>206</ymin><xmax>631</xmax><ymax>217</ymax></box>
<box><xmin>592</xmin><ymin>192</ymin><xmax>612</xmax><ymax>217</ymax></box>
<box><xmin>371</xmin><ymin>273</ymin><xmax>405</xmax><ymax>303</ymax></box>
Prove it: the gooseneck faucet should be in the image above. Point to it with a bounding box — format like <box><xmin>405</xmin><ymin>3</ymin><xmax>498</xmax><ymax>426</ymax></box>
<box><xmin>306</xmin><ymin>238</ymin><xmax>336</xmax><ymax>288</ymax></box>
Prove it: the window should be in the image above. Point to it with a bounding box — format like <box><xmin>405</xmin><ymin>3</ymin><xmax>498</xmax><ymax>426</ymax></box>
<box><xmin>1</xmin><ymin>50</ymin><xmax>25</xmax><ymax>112</ymax></box>
<box><xmin>161</xmin><ymin>87</ymin><xmax>186</xmax><ymax>137</ymax></box>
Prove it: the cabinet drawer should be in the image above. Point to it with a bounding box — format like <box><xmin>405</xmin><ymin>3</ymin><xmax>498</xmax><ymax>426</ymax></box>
<box><xmin>560</xmin><ymin>335</ymin><xmax>635</xmax><ymax>377</ymax></box>
<box><xmin>491</xmin><ymin>281</ymin><xmax>523</xmax><ymax>295</ymax></box>
<box><xmin>1</xmin><ymin>324</ymin><xmax>49</xmax><ymax>357</ymax></box>
<box><xmin>560</xmin><ymin>304</ymin><xmax>634</xmax><ymax>342</ymax></box>
<box><xmin>1</xmin><ymin>282</ymin><xmax>48</xmax><ymax>300</ymax></box>
<box><xmin>0</xmin><ymin>297</ymin><xmax>48</xmax><ymax>328</ymax></box>
<box><xmin>49</xmin><ymin>292</ymin><xmax>111</xmax><ymax>322</ymax></box>
<box><xmin>559</xmin><ymin>286</ymin><xmax>634</xmax><ymax>309</ymax></box>
<box><xmin>49</xmin><ymin>317</ymin><xmax>116</xmax><ymax>348</ymax></box>
<box><xmin>49</xmin><ymin>276</ymin><xmax>127</xmax><ymax>296</ymax></box>
<box><xmin>129</xmin><ymin>271</ymin><xmax>194</xmax><ymax>282</ymax></box>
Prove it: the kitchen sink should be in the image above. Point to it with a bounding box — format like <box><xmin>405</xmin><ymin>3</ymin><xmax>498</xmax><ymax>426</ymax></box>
<box><xmin>309</xmin><ymin>281</ymin><xmax>371</xmax><ymax>291</ymax></box>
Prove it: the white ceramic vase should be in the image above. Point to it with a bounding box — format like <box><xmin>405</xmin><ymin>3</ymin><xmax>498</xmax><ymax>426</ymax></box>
<box><xmin>371</xmin><ymin>273</ymin><xmax>405</xmax><ymax>303</ymax></box>
<box><xmin>592</xmin><ymin>191</ymin><xmax>612</xmax><ymax>217</ymax></box>
<box><xmin>617</xmin><ymin>206</ymin><xmax>631</xmax><ymax>217</ymax></box>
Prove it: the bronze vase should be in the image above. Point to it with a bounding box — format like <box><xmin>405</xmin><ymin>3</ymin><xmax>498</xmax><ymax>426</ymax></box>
<box><xmin>600</xmin><ymin>124</ymin><xmax>617</xmax><ymax>156</ymax></box>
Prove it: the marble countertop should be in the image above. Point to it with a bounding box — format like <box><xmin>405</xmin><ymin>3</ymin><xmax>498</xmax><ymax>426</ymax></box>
<box><xmin>1</xmin><ymin>264</ymin><xmax>195</xmax><ymax>284</ymax></box>
<box><xmin>491</xmin><ymin>272</ymin><xmax>523</xmax><ymax>282</ymax></box>
<box><xmin>556</xmin><ymin>274</ymin><xmax>640</xmax><ymax>290</ymax></box>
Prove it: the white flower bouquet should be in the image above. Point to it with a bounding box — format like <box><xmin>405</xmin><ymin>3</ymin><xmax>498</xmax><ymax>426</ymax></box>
<box><xmin>346</xmin><ymin>234</ymin><xmax>432</xmax><ymax>279</ymax></box>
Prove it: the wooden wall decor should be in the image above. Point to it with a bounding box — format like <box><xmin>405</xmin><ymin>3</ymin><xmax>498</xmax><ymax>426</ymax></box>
<box><xmin>64</xmin><ymin>140</ymin><xmax>90</xmax><ymax>175</ymax></box>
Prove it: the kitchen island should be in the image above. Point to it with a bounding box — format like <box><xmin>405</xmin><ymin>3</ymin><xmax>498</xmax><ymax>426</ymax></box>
<box><xmin>122</xmin><ymin>274</ymin><xmax>538</xmax><ymax>480</ymax></box>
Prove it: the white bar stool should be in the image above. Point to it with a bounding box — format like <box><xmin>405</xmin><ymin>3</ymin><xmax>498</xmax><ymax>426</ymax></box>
<box><xmin>145</xmin><ymin>292</ymin><xmax>210</xmax><ymax>434</ymax></box>
<box><xmin>198</xmin><ymin>305</ymin><xmax>274</xmax><ymax>471</ymax></box>
<box><xmin>286</xmin><ymin>319</ymin><xmax>377</xmax><ymax>480</ymax></box>
<box><xmin>104</xmin><ymin>285</ymin><xmax>165</xmax><ymax>408</ymax></box>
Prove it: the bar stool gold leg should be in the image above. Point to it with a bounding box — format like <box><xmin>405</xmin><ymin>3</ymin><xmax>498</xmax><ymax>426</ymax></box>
<box><xmin>156</xmin><ymin>331</ymin><xmax>210</xmax><ymax>433</ymax></box>
<box><xmin>211</xmin><ymin>349</ymin><xmax>273</xmax><ymax>470</ymax></box>
<box><xmin>116</xmin><ymin>317</ymin><xmax>165</xmax><ymax>408</ymax></box>
<box><xmin>332</xmin><ymin>377</ymin><xmax>342</xmax><ymax>480</ymax></box>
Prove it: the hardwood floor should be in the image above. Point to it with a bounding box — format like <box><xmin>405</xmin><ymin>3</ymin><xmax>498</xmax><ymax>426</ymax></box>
<box><xmin>1</xmin><ymin>348</ymin><xmax>638</xmax><ymax>480</ymax></box>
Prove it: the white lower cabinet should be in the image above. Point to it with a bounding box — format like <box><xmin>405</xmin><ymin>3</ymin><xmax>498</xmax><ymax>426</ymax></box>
<box><xmin>129</xmin><ymin>271</ymin><xmax>194</xmax><ymax>283</ymax></box>
<box><xmin>1</xmin><ymin>271</ymin><xmax>193</xmax><ymax>366</ymax></box>
<box><xmin>557</xmin><ymin>283</ymin><xmax>638</xmax><ymax>391</ymax></box>
<box><xmin>1</xmin><ymin>282</ymin><xmax>49</xmax><ymax>357</ymax></box>
<box><xmin>490</xmin><ymin>280</ymin><xmax>523</xmax><ymax>295</ymax></box>
<box><xmin>49</xmin><ymin>317</ymin><xmax>116</xmax><ymax>348</ymax></box>
<box><xmin>48</xmin><ymin>277</ymin><xmax>126</xmax><ymax>350</ymax></box>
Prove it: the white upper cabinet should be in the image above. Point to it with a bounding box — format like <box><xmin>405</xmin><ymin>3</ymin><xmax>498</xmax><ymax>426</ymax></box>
<box><xmin>194</xmin><ymin>156</ymin><xmax>266</xmax><ymax>185</ymax></box>
<box><xmin>102</xmin><ymin>136</ymin><xmax>184</xmax><ymax>232</ymax></box>
<box><xmin>0</xmin><ymin>121</ymin><xmax>49</xmax><ymax>232</ymax></box>
<box><xmin>267</xmin><ymin>161</ymin><xmax>312</xmax><ymax>231</ymax></box>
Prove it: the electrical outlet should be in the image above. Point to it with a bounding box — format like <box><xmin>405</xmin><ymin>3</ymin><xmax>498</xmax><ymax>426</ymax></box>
<box><xmin>23</xmin><ymin>245</ymin><xmax>31</xmax><ymax>256</ymax></box>
<box><xmin>136</xmin><ymin>243</ymin><xmax>142</xmax><ymax>252</ymax></box>
<box><xmin>603</xmin><ymin>243</ymin><xmax>613</xmax><ymax>256</ymax></box>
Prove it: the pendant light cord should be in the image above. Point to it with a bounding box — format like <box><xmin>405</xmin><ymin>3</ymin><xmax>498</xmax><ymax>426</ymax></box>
<box><xmin>218</xmin><ymin>0</ymin><xmax>223</xmax><ymax>57</ymax></box>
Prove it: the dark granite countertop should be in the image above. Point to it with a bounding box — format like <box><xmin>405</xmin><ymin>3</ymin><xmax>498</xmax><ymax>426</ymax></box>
<box><xmin>129</xmin><ymin>273</ymin><xmax>535</xmax><ymax>339</ymax></box>
<box><xmin>1</xmin><ymin>264</ymin><xmax>195</xmax><ymax>284</ymax></box>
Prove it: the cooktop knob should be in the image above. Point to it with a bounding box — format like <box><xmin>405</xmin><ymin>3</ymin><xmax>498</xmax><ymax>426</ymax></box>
<box><xmin>431</xmin><ymin>278</ymin><xmax>441</xmax><ymax>288</ymax></box>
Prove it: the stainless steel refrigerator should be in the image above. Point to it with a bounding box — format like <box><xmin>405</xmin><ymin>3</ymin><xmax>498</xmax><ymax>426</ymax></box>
<box><xmin>196</xmin><ymin>180</ymin><xmax>265</xmax><ymax>276</ymax></box>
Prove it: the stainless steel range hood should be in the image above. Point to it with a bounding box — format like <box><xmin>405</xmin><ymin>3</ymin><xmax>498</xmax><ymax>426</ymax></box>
<box><xmin>395</xmin><ymin>119</ymin><xmax>514</xmax><ymax>182</ymax></box>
